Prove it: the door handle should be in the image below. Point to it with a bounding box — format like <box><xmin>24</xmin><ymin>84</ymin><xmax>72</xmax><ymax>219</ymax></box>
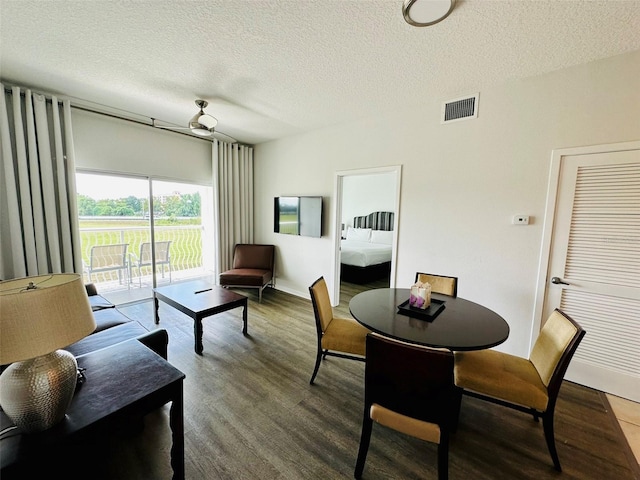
<box><xmin>551</xmin><ymin>277</ymin><xmax>570</xmax><ymax>285</ymax></box>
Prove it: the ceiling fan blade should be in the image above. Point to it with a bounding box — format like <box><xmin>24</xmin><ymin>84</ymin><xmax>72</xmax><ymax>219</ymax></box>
<box><xmin>212</xmin><ymin>130</ymin><xmax>238</xmax><ymax>143</ymax></box>
<box><xmin>152</xmin><ymin>119</ymin><xmax>237</xmax><ymax>143</ymax></box>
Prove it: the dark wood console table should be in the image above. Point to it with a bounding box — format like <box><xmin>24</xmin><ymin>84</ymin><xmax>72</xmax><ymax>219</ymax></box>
<box><xmin>0</xmin><ymin>340</ymin><xmax>186</xmax><ymax>479</ymax></box>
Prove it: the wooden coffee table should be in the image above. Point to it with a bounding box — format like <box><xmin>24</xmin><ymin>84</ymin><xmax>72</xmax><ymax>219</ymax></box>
<box><xmin>154</xmin><ymin>280</ymin><xmax>248</xmax><ymax>354</ymax></box>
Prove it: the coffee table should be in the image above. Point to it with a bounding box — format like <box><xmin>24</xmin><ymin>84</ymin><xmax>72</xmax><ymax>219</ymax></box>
<box><xmin>154</xmin><ymin>280</ymin><xmax>248</xmax><ymax>354</ymax></box>
<box><xmin>0</xmin><ymin>340</ymin><xmax>185</xmax><ymax>479</ymax></box>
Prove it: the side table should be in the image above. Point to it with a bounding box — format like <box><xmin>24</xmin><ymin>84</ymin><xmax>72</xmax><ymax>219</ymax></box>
<box><xmin>0</xmin><ymin>340</ymin><xmax>186</xmax><ymax>479</ymax></box>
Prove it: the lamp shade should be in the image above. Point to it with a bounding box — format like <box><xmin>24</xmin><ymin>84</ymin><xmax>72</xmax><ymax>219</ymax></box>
<box><xmin>0</xmin><ymin>274</ymin><xmax>96</xmax><ymax>364</ymax></box>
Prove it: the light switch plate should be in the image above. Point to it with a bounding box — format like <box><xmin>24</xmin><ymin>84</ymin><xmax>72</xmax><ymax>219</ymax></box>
<box><xmin>512</xmin><ymin>215</ymin><xmax>530</xmax><ymax>225</ymax></box>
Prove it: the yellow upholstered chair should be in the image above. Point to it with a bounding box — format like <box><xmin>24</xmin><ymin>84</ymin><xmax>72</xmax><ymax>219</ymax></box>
<box><xmin>453</xmin><ymin>308</ymin><xmax>585</xmax><ymax>471</ymax></box>
<box><xmin>415</xmin><ymin>272</ymin><xmax>458</xmax><ymax>297</ymax></box>
<box><xmin>308</xmin><ymin>276</ymin><xmax>369</xmax><ymax>384</ymax></box>
<box><xmin>355</xmin><ymin>334</ymin><xmax>455</xmax><ymax>480</ymax></box>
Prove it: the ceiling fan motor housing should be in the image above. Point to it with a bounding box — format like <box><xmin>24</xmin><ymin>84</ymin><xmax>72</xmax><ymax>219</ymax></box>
<box><xmin>189</xmin><ymin>99</ymin><xmax>218</xmax><ymax>135</ymax></box>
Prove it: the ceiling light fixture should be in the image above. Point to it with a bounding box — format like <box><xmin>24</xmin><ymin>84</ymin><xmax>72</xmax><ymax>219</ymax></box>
<box><xmin>188</xmin><ymin>99</ymin><xmax>218</xmax><ymax>136</ymax></box>
<box><xmin>403</xmin><ymin>0</ymin><xmax>456</xmax><ymax>27</ymax></box>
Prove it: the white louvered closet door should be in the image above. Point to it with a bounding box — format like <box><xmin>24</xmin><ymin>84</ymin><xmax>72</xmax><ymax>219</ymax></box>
<box><xmin>543</xmin><ymin>147</ymin><xmax>640</xmax><ymax>402</ymax></box>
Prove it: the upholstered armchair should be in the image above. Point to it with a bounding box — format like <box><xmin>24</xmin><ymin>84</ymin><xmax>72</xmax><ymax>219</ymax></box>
<box><xmin>219</xmin><ymin>244</ymin><xmax>275</xmax><ymax>302</ymax></box>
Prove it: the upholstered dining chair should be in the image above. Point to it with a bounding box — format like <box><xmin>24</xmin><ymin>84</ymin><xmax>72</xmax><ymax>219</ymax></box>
<box><xmin>415</xmin><ymin>272</ymin><xmax>458</xmax><ymax>297</ymax></box>
<box><xmin>453</xmin><ymin>308</ymin><xmax>585</xmax><ymax>471</ymax></box>
<box><xmin>355</xmin><ymin>334</ymin><xmax>455</xmax><ymax>480</ymax></box>
<box><xmin>308</xmin><ymin>276</ymin><xmax>369</xmax><ymax>385</ymax></box>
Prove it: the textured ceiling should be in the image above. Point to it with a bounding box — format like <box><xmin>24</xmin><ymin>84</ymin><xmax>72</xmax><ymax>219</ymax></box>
<box><xmin>1</xmin><ymin>0</ymin><xmax>639</xmax><ymax>145</ymax></box>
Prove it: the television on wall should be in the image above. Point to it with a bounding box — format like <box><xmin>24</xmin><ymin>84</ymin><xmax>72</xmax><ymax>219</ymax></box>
<box><xmin>274</xmin><ymin>196</ymin><xmax>323</xmax><ymax>238</ymax></box>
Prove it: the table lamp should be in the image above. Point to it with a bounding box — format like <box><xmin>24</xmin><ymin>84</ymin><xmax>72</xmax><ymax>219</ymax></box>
<box><xmin>0</xmin><ymin>273</ymin><xmax>96</xmax><ymax>433</ymax></box>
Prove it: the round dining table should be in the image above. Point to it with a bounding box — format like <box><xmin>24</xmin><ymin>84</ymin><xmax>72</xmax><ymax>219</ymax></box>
<box><xmin>349</xmin><ymin>288</ymin><xmax>510</xmax><ymax>351</ymax></box>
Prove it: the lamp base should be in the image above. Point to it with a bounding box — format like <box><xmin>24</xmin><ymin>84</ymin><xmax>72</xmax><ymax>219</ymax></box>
<box><xmin>0</xmin><ymin>350</ymin><xmax>78</xmax><ymax>433</ymax></box>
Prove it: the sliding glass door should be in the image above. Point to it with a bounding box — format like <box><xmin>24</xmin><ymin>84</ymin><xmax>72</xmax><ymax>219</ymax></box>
<box><xmin>76</xmin><ymin>172</ymin><xmax>214</xmax><ymax>305</ymax></box>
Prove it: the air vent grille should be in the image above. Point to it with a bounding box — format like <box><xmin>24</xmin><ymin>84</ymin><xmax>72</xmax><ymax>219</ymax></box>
<box><xmin>441</xmin><ymin>94</ymin><xmax>479</xmax><ymax>123</ymax></box>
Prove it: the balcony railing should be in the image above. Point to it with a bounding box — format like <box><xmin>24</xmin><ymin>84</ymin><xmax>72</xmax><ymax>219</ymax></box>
<box><xmin>80</xmin><ymin>225</ymin><xmax>207</xmax><ymax>289</ymax></box>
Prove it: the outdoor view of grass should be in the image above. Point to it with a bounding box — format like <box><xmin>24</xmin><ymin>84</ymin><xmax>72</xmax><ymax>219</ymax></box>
<box><xmin>76</xmin><ymin>173</ymin><xmax>211</xmax><ymax>287</ymax></box>
<box><xmin>79</xmin><ymin>218</ymin><xmax>204</xmax><ymax>278</ymax></box>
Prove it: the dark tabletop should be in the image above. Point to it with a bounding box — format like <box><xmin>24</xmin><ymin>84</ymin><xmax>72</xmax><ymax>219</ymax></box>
<box><xmin>154</xmin><ymin>280</ymin><xmax>246</xmax><ymax>315</ymax></box>
<box><xmin>1</xmin><ymin>340</ymin><xmax>185</xmax><ymax>472</ymax></box>
<box><xmin>349</xmin><ymin>288</ymin><xmax>510</xmax><ymax>351</ymax></box>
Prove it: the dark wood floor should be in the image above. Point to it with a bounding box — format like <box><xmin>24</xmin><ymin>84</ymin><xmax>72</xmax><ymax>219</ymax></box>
<box><xmin>50</xmin><ymin>282</ymin><xmax>640</xmax><ymax>479</ymax></box>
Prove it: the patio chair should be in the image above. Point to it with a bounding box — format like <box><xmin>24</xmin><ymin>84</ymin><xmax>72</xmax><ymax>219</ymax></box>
<box><xmin>131</xmin><ymin>241</ymin><xmax>172</xmax><ymax>287</ymax></box>
<box><xmin>84</xmin><ymin>243</ymin><xmax>130</xmax><ymax>288</ymax></box>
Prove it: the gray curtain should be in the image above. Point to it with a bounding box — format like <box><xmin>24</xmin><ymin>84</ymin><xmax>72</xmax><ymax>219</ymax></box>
<box><xmin>0</xmin><ymin>84</ymin><xmax>81</xmax><ymax>280</ymax></box>
<box><xmin>212</xmin><ymin>139</ymin><xmax>254</xmax><ymax>276</ymax></box>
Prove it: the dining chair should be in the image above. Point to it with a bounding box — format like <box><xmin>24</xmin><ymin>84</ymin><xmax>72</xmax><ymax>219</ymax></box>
<box><xmin>355</xmin><ymin>334</ymin><xmax>455</xmax><ymax>480</ymax></box>
<box><xmin>308</xmin><ymin>276</ymin><xmax>369</xmax><ymax>385</ymax></box>
<box><xmin>415</xmin><ymin>272</ymin><xmax>458</xmax><ymax>297</ymax></box>
<box><xmin>453</xmin><ymin>308</ymin><xmax>585</xmax><ymax>471</ymax></box>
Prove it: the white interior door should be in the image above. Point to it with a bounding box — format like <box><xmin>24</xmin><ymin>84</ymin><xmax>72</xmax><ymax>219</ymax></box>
<box><xmin>540</xmin><ymin>143</ymin><xmax>640</xmax><ymax>402</ymax></box>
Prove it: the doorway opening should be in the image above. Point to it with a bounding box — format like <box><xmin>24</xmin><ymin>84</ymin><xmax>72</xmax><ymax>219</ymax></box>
<box><xmin>331</xmin><ymin>166</ymin><xmax>402</xmax><ymax>307</ymax></box>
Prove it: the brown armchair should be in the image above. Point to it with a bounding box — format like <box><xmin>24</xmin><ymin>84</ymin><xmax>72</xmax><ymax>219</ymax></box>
<box><xmin>219</xmin><ymin>244</ymin><xmax>275</xmax><ymax>302</ymax></box>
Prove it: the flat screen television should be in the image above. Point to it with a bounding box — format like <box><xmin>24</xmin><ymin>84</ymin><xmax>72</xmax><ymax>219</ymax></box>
<box><xmin>274</xmin><ymin>196</ymin><xmax>323</xmax><ymax>238</ymax></box>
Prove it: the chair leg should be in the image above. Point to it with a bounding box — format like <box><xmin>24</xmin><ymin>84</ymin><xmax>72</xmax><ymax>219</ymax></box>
<box><xmin>451</xmin><ymin>387</ymin><xmax>463</xmax><ymax>433</ymax></box>
<box><xmin>354</xmin><ymin>415</ymin><xmax>373</xmax><ymax>479</ymax></box>
<box><xmin>310</xmin><ymin>348</ymin><xmax>322</xmax><ymax>385</ymax></box>
<box><xmin>542</xmin><ymin>411</ymin><xmax>561</xmax><ymax>471</ymax></box>
<box><xmin>437</xmin><ymin>433</ymin><xmax>449</xmax><ymax>480</ymax></box>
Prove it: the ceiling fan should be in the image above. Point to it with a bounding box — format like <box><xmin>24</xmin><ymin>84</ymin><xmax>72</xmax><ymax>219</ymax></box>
<box><xmin>152</xmin><ymin>99</ymin><xmax>237</xmax><ymax>143</ymax></box>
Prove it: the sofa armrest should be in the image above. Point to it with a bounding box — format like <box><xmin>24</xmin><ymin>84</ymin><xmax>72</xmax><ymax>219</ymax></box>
<box><xmin>85</xmin><ymin>283</ymin><xmax>98</xmax><ymax>297</ymax></box>
<box><xmin>136</xmin><ymin>329</ymin><xmax>169</xmax><ymax>360</ymax></box>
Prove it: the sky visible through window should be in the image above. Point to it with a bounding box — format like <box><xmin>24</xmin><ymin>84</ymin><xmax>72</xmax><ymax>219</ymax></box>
<box><xmin>76</xmin><ymin>173</ymin><xmax>203</xmax><ymax>200</ymax></box>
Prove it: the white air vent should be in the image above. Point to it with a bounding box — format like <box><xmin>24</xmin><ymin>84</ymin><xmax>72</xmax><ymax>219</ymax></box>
<box><xmin>441</xmin><ymin>93</ymin><xmax>479</xmax><ymax>124</ymax></box>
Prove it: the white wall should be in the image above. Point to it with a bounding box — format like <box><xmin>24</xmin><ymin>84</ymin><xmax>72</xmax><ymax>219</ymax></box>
<box><xmin>254</xmin><ymin>50</ymin><xmax>640</xmax><ymax>358</ymax></box>
<box><xmin>342</xmin><ymin>172</ymin><xmax>396</xmax><ymax>228</ymax></box>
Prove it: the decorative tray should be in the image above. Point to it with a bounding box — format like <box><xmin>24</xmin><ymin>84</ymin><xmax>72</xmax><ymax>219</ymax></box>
<box><xmin>397</xmin><ymin>298</ymin><xmax>446</xmax><ymax>321</ymax></box>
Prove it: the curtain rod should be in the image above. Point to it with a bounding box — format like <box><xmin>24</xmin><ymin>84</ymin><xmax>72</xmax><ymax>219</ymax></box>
<box><xmin>2</xmin><ymin>83</ymin><xmax>249</xmax><ymax>147</ymax></box>
<box><xmin>70</xmin><ymin>104</ymin><xmax>213</xmax><ymax>143</ymax></box>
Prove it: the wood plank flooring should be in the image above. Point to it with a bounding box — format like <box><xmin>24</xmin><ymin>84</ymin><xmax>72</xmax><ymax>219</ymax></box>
<box><xmin>40</xmin><ymin>282</ymin><xmax>640</xmax><ymax>479</ymax></box>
